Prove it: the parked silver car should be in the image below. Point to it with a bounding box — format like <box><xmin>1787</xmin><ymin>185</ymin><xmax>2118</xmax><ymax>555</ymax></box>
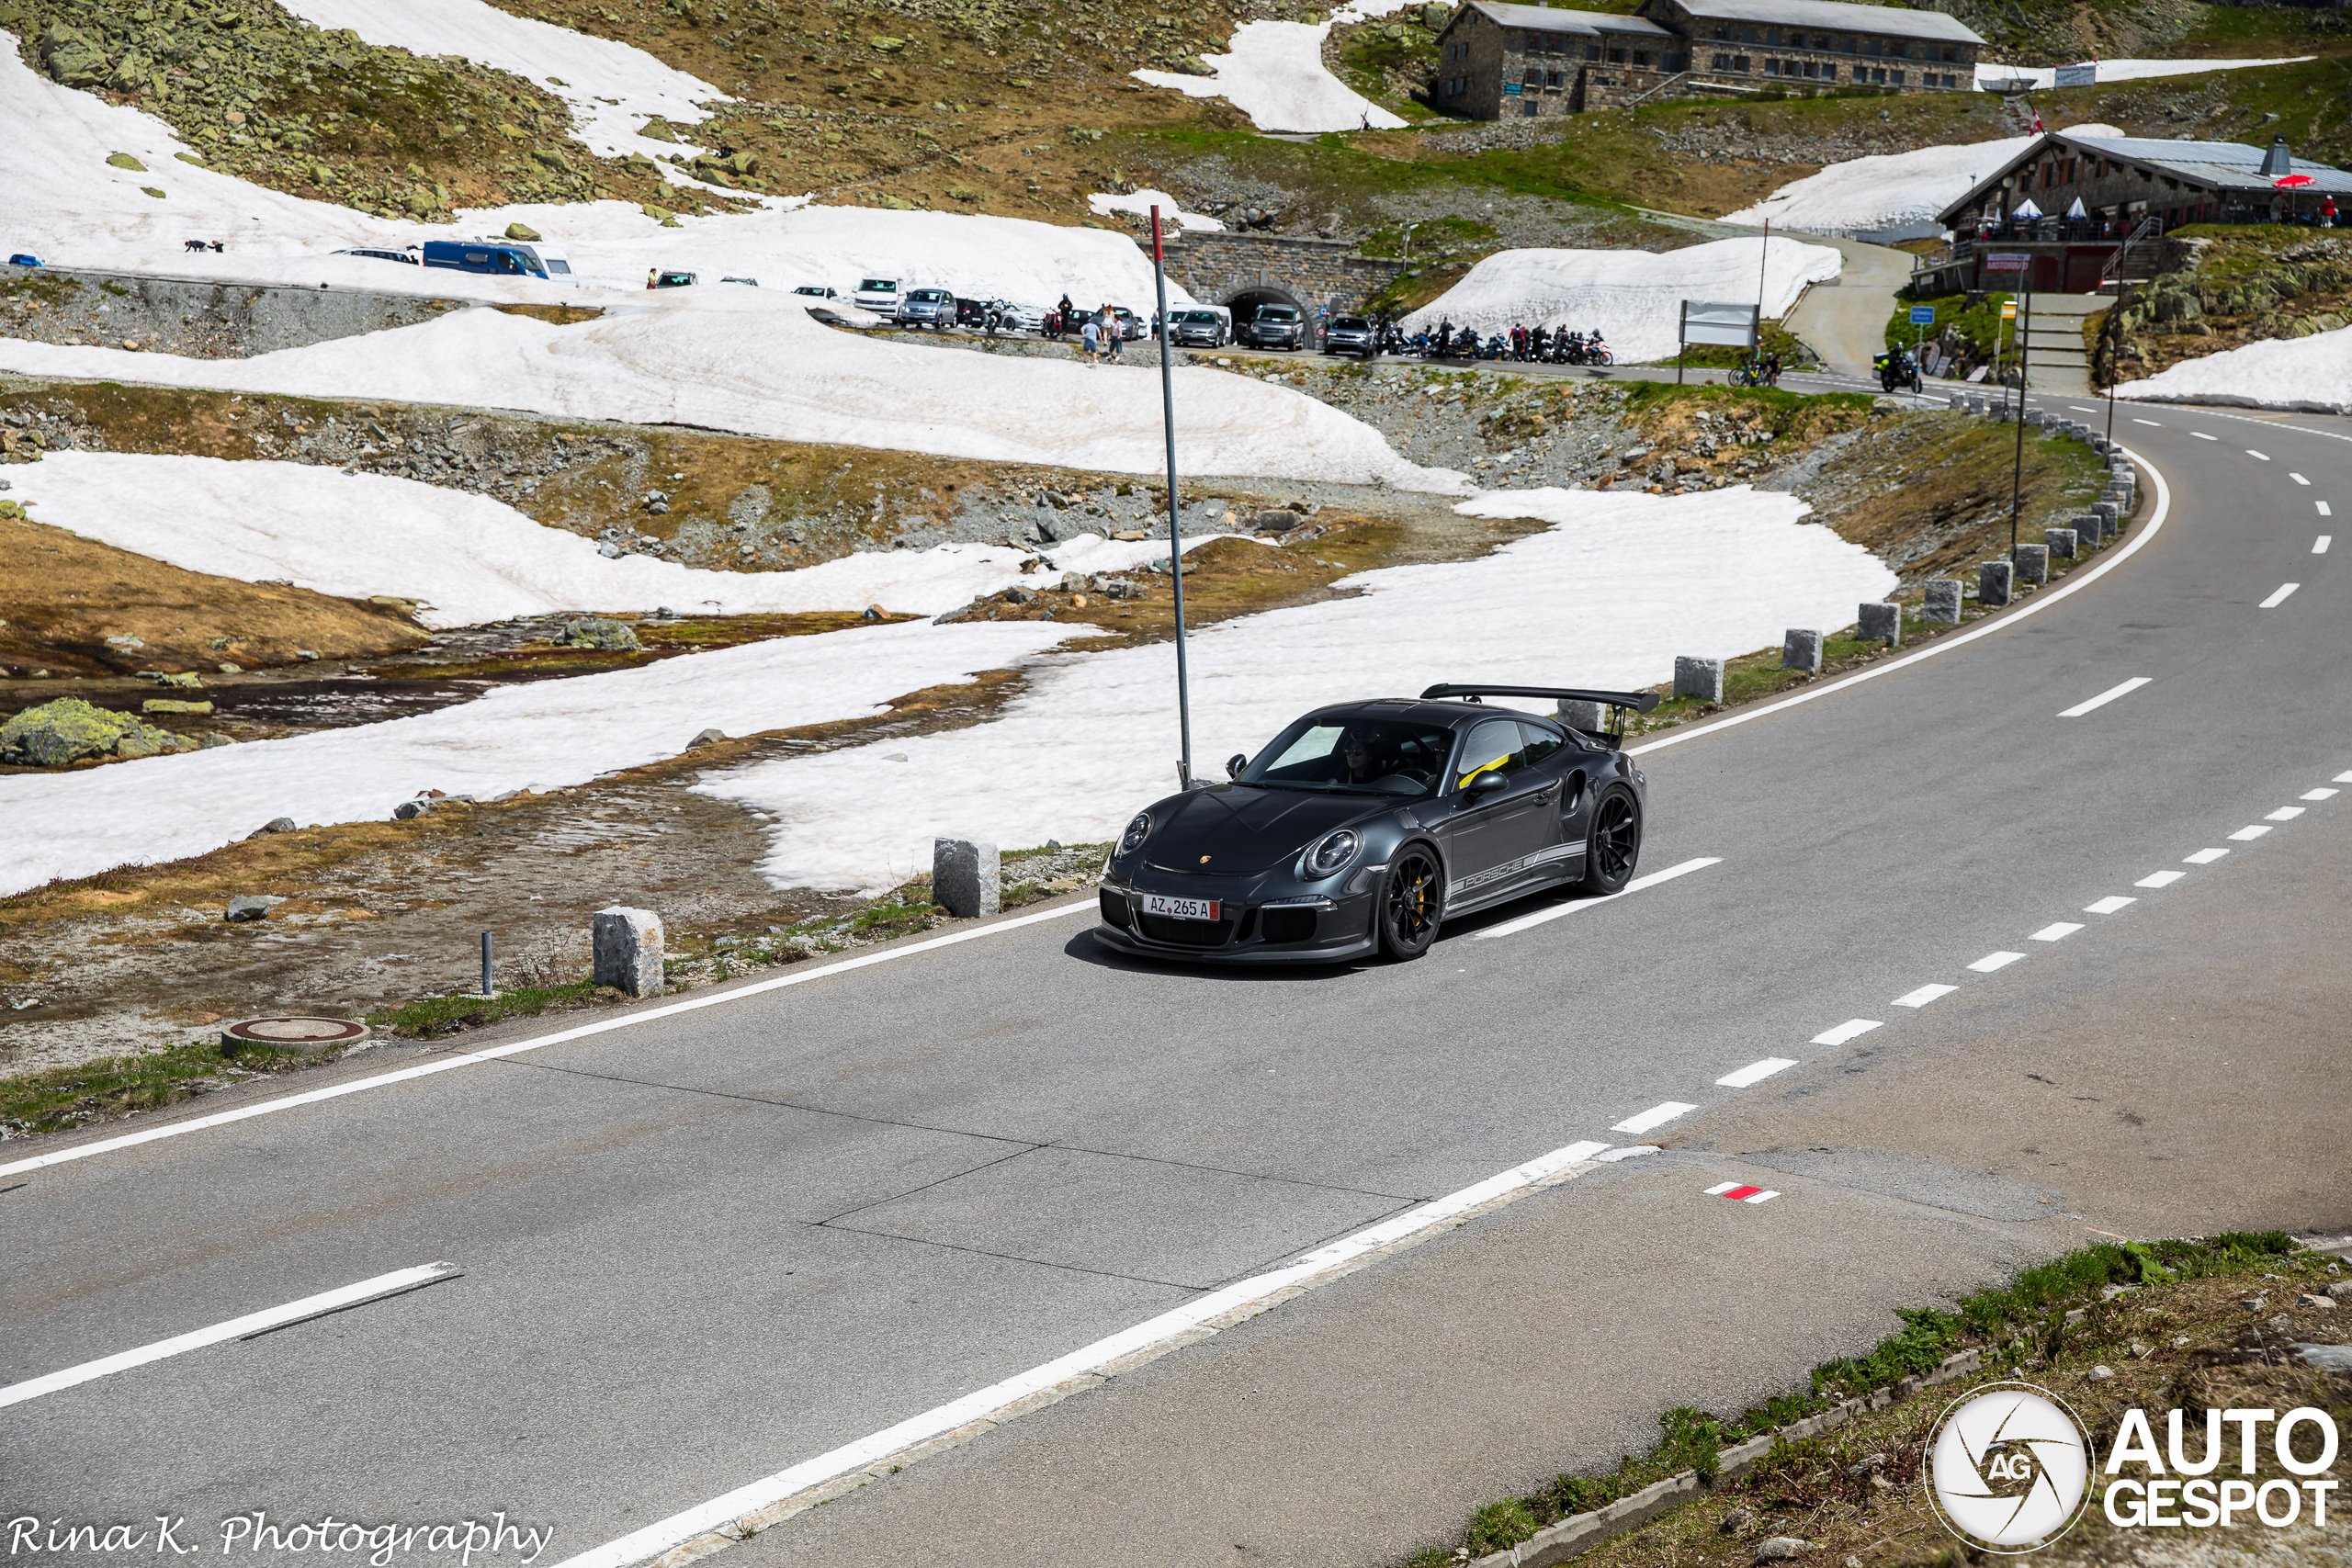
<box><xmin>1323</xmin><ymin>314</ymin><xmax>1377</xmax><ymax>358</ymax></box>
<box><xmin>1168</xmin><ymin>308</ymin><xmax>1228</xmax><ymax>348</ymax></box>
<box><xmin>1239</xmin><ymin>303</ymin><xmax>1306</xmax><ymax>350</ymax></box>
<box><xmin>899</xmin><ymin>287</ymin><xmax>956</xmax><ymax>329</ymax></box>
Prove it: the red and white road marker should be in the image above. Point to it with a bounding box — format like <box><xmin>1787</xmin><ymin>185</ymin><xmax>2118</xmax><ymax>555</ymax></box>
<box><xmin>1705</xmin><ymin>1181</ymin><xmax>1781</xmax><ymax>1204</ymax></box>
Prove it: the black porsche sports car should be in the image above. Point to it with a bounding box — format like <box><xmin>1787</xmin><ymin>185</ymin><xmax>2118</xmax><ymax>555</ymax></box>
<box><xmin>1095</xmin><ymin>684</ymin><xmax>1656</xmax><ymax>964</ymax></box>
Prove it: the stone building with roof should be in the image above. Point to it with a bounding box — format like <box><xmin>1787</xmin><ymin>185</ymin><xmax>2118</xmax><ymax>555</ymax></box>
<box><xmin>1431</xmin><ymin>0</ymin><xmax>1982</xmax><ymax>118</ymax></box>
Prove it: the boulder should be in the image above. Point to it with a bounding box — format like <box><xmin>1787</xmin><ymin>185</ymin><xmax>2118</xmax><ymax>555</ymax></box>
<box><xmin>248</xmin><ymin>817</ymin><xmax>298</xmax><ymax>838</ymax></box>
<box><xmin>685</xmin><ymin>728</ymin><xmax>727</xmax><ymax>749</ymax></box>
<box><xmin>224</xmin><ymin>895</ymin><xmax>284</xmax><ymax>922</ymax></box>
<box><xmin>0</xmin><ymin>698</ymin><xmax>187</xmax><ymax>766</ymax></box>
<box><xmin>38</xmin><ymin>23</ymin><xmax>109</xmax><ymax>87</ymax></box>
<box><xmin>558</xmin><ymin>616</ymin><xmax>641</xmax><ymax>651</ymax></box>
<box><xmin>107</xmin><ymin>152</ymin><xmax>149</xmax><ymax>172</ymax></box>
<box><xmin>504</xmin><ymin>220</ymin><xmax>543</xmax><ymax>242</ymax></box>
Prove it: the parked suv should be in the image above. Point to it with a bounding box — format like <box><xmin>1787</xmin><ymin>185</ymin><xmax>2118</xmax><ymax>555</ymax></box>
<box><xmin>853</xmin><ymin>276</ymin><xmax>901</xmax><ymax>316</ymax></box>
<box><xmin>1168</xmin><ymin>309</ymin><xmax>1228</xmax><ymax>348</ymax></box>
<box><xmin>1323</xmin><ymin>314</ymin><xmax>1376</xmax><ymax>358</ymax></box>
<box><xmin>1239</xmin><ymin>303</ymin><xmax>1305</xmax><ymax>350</ymax></box>
<box><xmin>898</xmin><ymin>287</ymin><xmax>956</xmax><ymax>329</ymax></box>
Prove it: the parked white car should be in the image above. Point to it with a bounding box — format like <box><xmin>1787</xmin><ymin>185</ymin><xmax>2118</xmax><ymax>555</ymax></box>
<box><xmin>853</xmin><ymin>277</ymin><xmax>901</xmax><ymax>316</ymax></box>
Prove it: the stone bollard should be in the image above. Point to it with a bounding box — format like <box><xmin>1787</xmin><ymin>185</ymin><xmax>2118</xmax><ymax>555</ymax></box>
<box><xmin>1967</xmin><ymin>395</ymin><xmax>1987</xmax><ymax>415</ymax></box>
<box><xmin>2075</xmin><ymin>513</ymin><xmax>2104</xmax><ymax>546</ymax></box>
<box><xmin>593</xmin><ymin>907</ymin><xmax>664</xmax><ymax>997</ymax></box>
<box><xmin>1556</xmin><ymin>697</ymin><xmax>1607</xmax><ymax>733</ymax></box>
<box><xmin>1781</xmin><ymin>628</ymin><xmax>1823</xmax><ymax>673</ymax></box>
<box><xmin>933</xmin><ymin>836</ymin><xmax>1001</xmax><ymax>919</ymax></box>
<box><xmin>1672</xmin><ymin>655</ymin><xmax>1724</xmax><ymax>704</ymax></box>
<box><xmin>1948</xmin><ymin>393</ymin><xmax>1966</xmax><ymax>411</ymax></box>
<box><xmin>2046</xmin><ymin>526</ymin><xmax>2078</xmax><ymax>560</ymax></box>
<box><xmin>1980</xmin><ymin>558</ymin><xmax>2014</xmax><ymax>607</ymax></box>
<box><xmin>1924</xmin><ymin>579</ymin><xmax>1962</xmax><ymax>623</ymax></box>
<box><xmin>1857</xmin><ymin>602</ymin><xmax>1902</xmax><ymax>645</ymax></box>
<box><xmin>2092</xmin><ymin>501</ymin><xmax>2119</xmax><ymax>529</ymax></box>
<box><xmin>2014</xmin><ymin>543</ymin><xmax>2049</xmax><ymax>585</ymax></box>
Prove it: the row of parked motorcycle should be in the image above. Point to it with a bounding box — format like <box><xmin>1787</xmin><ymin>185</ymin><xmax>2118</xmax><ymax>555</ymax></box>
<box><xmin>1330</xmin><ymin>319</ymin><xmax>1614</xmax><ymax>365</ymax></box>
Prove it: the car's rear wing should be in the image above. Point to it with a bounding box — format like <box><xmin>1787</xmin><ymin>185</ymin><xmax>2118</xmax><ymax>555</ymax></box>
<box><xmin>1418</xmin><ymin>683</ymin><xmax>1659</xmax><ymax>747</ymax></box>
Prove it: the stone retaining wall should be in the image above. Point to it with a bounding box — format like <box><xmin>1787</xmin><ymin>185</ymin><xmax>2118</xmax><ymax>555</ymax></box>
<box><xmin>1158</xmin><ymin>232</ymin><xmax>1412</xmax><ymax>314</ymax></box>
<box><xmin>0</xmin><ymin>265</ymin><xmax>464</xmax><ymax>359</ymax></box>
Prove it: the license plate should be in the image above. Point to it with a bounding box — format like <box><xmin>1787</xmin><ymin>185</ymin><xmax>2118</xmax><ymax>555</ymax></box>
<box><xmin>1143</xmin><ymin>893</ymin><xmax>1221</xmax><ymax>921</ymax></box>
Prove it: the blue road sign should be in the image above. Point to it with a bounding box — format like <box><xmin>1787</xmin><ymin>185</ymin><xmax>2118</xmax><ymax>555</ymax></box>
<box><xmin>1909</xmin><ymin>305</ymin><xmax>1937</xmax><ymax>324</ymax></box>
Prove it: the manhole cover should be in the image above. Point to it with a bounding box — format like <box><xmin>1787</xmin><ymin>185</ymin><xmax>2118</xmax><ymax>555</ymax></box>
<box><xmin>221</xmin><ymin>1016</ymin><xmax>369</xmax><ymax>1055</ymax></box>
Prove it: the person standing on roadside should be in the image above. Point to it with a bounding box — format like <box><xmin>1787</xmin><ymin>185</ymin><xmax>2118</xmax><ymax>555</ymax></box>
<box><xmin>1080</xmin><ymin>310</ymin><xmax>1101</xmax><ymax>365</ymax></box>
<box><xmin>1103</xmin><ymin>306</ymin><xmax>1125</xmax><ymax>361</ymax></box>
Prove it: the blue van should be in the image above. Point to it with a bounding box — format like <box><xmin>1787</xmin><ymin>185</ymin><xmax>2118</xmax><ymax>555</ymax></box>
<box><xmin>420</xmin><ymin>239</ymin><xmax>574</xmax><ymax>281</ymax></box>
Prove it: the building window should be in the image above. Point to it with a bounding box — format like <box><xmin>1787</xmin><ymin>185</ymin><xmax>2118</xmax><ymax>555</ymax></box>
<box><xmin>1765</xmin><ymin>26</ymin><xmax>1780</xmax><ymax>43</ymax></box>
<box><xmin>1634</xmin><ymin>50</ymin><xmax>1650</xmax><ymax>65</ymax></box>
<box><xmin>1865</xmin><ymin>37</ymin><xmax>1881</xmax><ymax>54</ymax></box>
<box><xmin>1812</xmin><ymin>34</ymin><xmax>1829</xmax><ymax>48</ymax></box>
<box><xmin>1608</xmin><ymin>46</ymin><xmax>1624</xmax><ymax>62</ymax></box>
<box><xmin>1524</xmin><ymin>65</ymin><xmax>1543</xmax><ymax>83</ymax></box>
<box><xmin>1841</xmin><ymin>35</ymin><xmax>1856</xmax><ymax>51</ymax></box>
<box><xmin>1523</xmin><ymin>98</ymin><xmax>1540</xmax><ymax>115</ymax></box>
<box><xmin>1869</xmin><ymin>65</ymin><xmax>1884</xmax><ymax>82</ymax></box>
<box><xmin>1940</xmin><ymin>44</ymin><xmax>1957</xmax><ymax>61</ymax></box>
<box><xmin>1736</xmin><ymin>53</ymin><xmax>1750</xmax><ymax>70</ymax></box>
<box><xmin>1890</xmin><ymin>68</ymin><xmax>1904</xmax><ymax>84</ymax></box>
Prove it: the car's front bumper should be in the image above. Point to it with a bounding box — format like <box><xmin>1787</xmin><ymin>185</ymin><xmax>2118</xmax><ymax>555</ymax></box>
<box><xmin>1092</xmin><ymin>878</ymin><xmax>1376</xmax><ymax>964</ymax></box>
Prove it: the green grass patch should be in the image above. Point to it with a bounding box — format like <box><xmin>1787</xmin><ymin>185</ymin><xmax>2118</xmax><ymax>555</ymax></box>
<box><xmin>368</xmin><ymin>979</ymin><xmax>601</xmax><ymax>1039</ymax></box>
<box><xmin>1887</xmin><ymin>291</ymin><xmax>2016</xmax><ymax>359</ymax></box>
<box><xmin>0</xmin><ymin>1038</ymin><xmax>310</xmax><ymax>1138</ymax></box>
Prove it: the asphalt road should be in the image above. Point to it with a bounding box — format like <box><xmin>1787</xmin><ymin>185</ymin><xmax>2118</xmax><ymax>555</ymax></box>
<box><xmin>4</xmin><ymin>393</ymin><xmax>2346</xmax><ymax>1567</ymax></box>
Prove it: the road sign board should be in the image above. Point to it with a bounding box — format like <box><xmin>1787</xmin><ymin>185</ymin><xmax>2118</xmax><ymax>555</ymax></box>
<box><xmin>1982</xmin><ymin>253</ymin><xmax>2031</xmax><ymax>272</ymax></box>
<box><xmin>1909</xmin><ymin>305</ymin><xmax>1937</xmax><ymax>324</ymax></box>
<box><xmin>2001</xmin><ymin>300</ymin><xmax>2018</xmax><ymax>319</ymax></box>
<box><xmin>1680</xmin><ymin>299</ymin><xmax>1759</xmax><ymax>348</ymax></box>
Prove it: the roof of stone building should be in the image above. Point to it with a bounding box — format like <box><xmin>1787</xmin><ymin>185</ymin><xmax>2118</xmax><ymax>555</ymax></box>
<box><xmin>1935</xmin><ymin>131</ymin><xmax>2352</xmax><ymax>220</ymax></box>
<box><xmin>1645</xmin><ymin>0</ymin><xmax>1984</xmax><ymax>44</ymax></box>
<box><xmin>1463</xmin><ymin>2</ymin><xmax>1679</xmax><ymax>37</ymax></box>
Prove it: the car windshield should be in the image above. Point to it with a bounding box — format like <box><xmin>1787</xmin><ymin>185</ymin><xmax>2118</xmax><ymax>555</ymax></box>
<box><xmin>1178</xmin><ymin>310</ymin><xmax>1218</xmax><ymax>323</ymax></box>
<box><xmin>859</xmin><ymin>278</ymin><xmax>896</xmax><ymax>291</ymax></box>
<box><xmin>1257</xmin><ymin>307</ymin><xmax>1298</xmax><ymax>322</ymax></box>
<box><xmin>1238</xmin><ymin>716</ymin><xmax>1453</xmax><ymax>797</ymax></box>
<box><xmin>910</xmin><ymin>289</ymin><xmax>947</xmax><ymax>301</ymax></box>
<box><xmin>1330</xmin><ymin>317</ymin><xmax>1368</xmax><ymax>331</ymax></box>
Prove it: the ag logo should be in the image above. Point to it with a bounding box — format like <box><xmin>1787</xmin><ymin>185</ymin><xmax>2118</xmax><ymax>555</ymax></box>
<box><xmin>1927</xmin><ymin>1382</ymin><xmax>2096</xmax><ymax>1552</ymax></box>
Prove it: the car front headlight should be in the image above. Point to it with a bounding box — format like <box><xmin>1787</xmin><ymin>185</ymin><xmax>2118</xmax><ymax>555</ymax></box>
<box><xmin>1119</xmin><ymin>812</ymin><xmax>1152</xmax><ymax>854</ymax></box>
<box><xmin>1304</xmin><ymin>828</ymin><xmax>1362</xmax><ymax>879</ymax></box>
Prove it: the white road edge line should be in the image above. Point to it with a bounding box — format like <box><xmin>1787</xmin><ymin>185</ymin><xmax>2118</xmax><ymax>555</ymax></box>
<box><xmin>548</xmin><ymin>1136</ymin><xmax>1626</xmax><ymax>1568</ymax></box>
<box><xmin>1811</xmin><ymin>1018</ymin><xmax>1883</xmax><ymax>1046</ymax></box>
<box><xmin>1892</xmin><ymin>984</ymin><xmax>1957</xmax><ymax>1009</ymax></box>
<box><xmin>2057</xmin><ymin>676</ymin><xmax>2152</xmax><ymax>718</ymax></box>
<box><xmin>0</xmin><ymin>1264</ymin><xmax>455</xmax><ymax>1410</ymax></box>
<box><xmin>1715</xmin><ymin>1057</ymin><xmax>1797</xmax><ymax>1089</ymax></box>
<box><xmin>1611</xmin><ymin>1101</ymin><xmax>1699</xmax><ymax>1134</ymax></box>
<box><xmin>1470</xmin><ymin>857</ymin><xmax>1722</xmax><ymax>940</ymax></box>
<box><xmin>2260</xmin><ymin>583</ymin><xmax>2301</xmax><ymax>609</ymax></box>
<box><xmin>0</xmin><ymin>900</ymin><xmax>1099</xmax><ymax>1180</ymax></box>
<box><xmin>1630</xmin><ymin>446</ymin><xmax>2172</xmax><ymax>757</ymax></box>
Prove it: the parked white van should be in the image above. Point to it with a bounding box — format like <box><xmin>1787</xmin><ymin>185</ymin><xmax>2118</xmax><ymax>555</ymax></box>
<box><xmin>853</xmin><ymin>277</ymin><xmax>901</xmax><ymax>316</ymax></box>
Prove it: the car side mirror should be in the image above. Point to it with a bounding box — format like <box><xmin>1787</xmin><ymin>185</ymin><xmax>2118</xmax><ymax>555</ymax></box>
<box><xmin>1226</xmin><ymin>753</ymin><xmax>1248</xmax><ymax>780</ymax></box>
<box><xmin>1464</xmin><ymin>771</ymin><xmax>1508</xmax><ymax>796</ymax></box>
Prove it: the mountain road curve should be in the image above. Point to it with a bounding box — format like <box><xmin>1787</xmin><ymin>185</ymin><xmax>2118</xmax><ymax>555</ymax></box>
<box><xmin>2</xmin><ymin>397</ymin><xmax>2346</xmax><ymax>1568</ymax></box>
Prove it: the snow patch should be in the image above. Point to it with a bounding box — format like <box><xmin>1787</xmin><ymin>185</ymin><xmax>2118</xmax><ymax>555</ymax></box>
<box><xmin>0</xmin><ymin>620</ymin><xmax>1075</xmax><ymax>897</ymax></box>
<box><xmin>274</xmin><ymin>0</ymin><xmax>729</xmax><ymax>163</ymax></box>
<box><xmin>1088</xmin><ymin>190</ymin><xmax>1225</xmax><ymax>231</ymax></box>
<box><xmin>1975</xmin><ymin>57</ymin><xmax>2309</xmax><ymax>90</ymax></box>
<box><xmin>1722</xmin><ymin>137</ymin><xmax>2035</xmax><ymax>241</ymax></box>
<box><xmin>699</xmin><ymin>487</ymin><xmax>1896</xmax><ymax>892</ymax></box>
<box><xmin>6</xmin><ymin>452</ymin><xmax>1257</xmax><ymax>627</ymax></box>
<box><xmin>0</xmin><ymin>289</ymin><xmax>1463</xmax><ymax>489</ymax></box>
<box><xmin>2115</xmin><ymin>324</ymin><xmax>2352</xmax><ymax>413</ymax></box>
<box><xmin>1401</xmin><ymin>238</ymin><xmax>1845</xmax><ymax>363</ymax></box>
<box><xmin>1135</xmin><ymin>8</ymin><xmax>1408</xmax><ymax>135</ymax></box>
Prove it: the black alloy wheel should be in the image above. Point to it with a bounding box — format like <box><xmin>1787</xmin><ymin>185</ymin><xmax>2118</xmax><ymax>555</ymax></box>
<box><xmin>1577</xmin><ymin>788</ymin><xmax>1642</xmax><ymax>894</ymax></box>
<box><xmin>1378</xmin><ymin>845</ymin><xmax>1442</xmax><ymax>960</ymax></box>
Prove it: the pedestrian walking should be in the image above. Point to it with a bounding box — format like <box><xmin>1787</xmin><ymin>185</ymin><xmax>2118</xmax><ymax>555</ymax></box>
<box><xmin>1080</xmin><ymin>311</ymin><xmax>1100</xmax><ymax>364</ymax></box>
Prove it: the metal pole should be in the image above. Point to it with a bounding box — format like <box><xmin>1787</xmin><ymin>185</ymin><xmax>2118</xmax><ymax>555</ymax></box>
<box><xmin>1678</xmin><ymin>299</ymin><xmax>1687</xmax><ymax>386</ymax></box>
<box><xmin>1150</xmin><ymin>207</ymin><xmax>1195</xmax><ymax>789</ymax></box>
<box><xmin>2010</xmin><ymin>267</ymin><xmax>2033</xmax><ymax>564</ymax></box>
<box><xmin>481</xmin><ymin>931</ymin><xmax>493</xmax><ymax>997</ymax></box>
<box><xmin>2104</xmin><ymin>280</ymin><xmax>2123</xmax><ymax>447</ymax></box>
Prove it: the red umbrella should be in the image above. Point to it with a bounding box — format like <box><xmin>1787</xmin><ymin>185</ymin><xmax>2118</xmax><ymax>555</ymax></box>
<box><xmin>2275</xmin><ymin>174</ymin><xmax>2316</xmax><ymax>188</ymax></box>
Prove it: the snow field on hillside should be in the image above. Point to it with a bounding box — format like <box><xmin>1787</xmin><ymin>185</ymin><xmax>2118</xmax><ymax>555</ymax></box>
<box><xmin>1087</xmin><ymin>191</ymin><xmax>1225</xmax><ymax>232</ymax></box>
<box><xmin>1722</xmin><ymin>136</ymin><xmax>2035</xmax><ymax>239</ymax></box>
<box><xmin>1973</xmin><ymin>57</ymin><xmax>2309</xmax><ymax>90</ymax></box>
<box><xmin>0</xmin><ymin>620</ymin><xmax>1077</xmax><ymax>897</ymax></box>
<box><xmin>0</xmin><ymin>292</ymin><xmax>1460</xmax><ymax>489</ymax></box>
<box><xmin>701</xmin><ymin>486</ymin><xmax>1897</xmax><ymax>891</ymax></box>
<box><xmin>1400</xmin><ymin>238</ymin><xmax>1845</xmax><ymax>363</ymax></box>
<box><xmin>2115</xmin><ymin>325</ymin><xmax>2352</xmax><ymax>412</ymax></box>
<box><xmin>274</xmin><ymin>0</ymin><xmax>728</xmax><ymax>163</ymax></box>
<box><xmin>1134</xmin><ymin>0</ymin><xmax>1417</xmax><ymax>134</ymax></box>
<box><xmin>7</xmin><ymin>453</ymin><xmax>1253</xmax><ymax>627</ymax></box>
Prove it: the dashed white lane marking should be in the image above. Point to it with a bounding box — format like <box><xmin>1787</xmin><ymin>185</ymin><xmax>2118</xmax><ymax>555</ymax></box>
<box><xmin>2069</xmin><ymin>406</ymin><xmax>2098</xmax><ymax>414</ymax></box>
<box><xmin>2133</xmin><ymin>418</ymin><xmax>2163</xmax><ymax>426</ymax></box>
<box><xmin>1968</xmin><ymin>951</ymin><xmax>2026</xmax><ymax>973</ymax></box>
<box><xmin>2136</xmin><ymin>870</ymin><xmax>2188</xmax><ymax>888</ymax></box>
<box><xmin>1612</xmin><ymin>1101</ymin><xmax>1699</xmax><ymax>1134</ymax></box>
<box><xmin>2193</xmin><ymin>431</ymin><xmax>2218</xmax><ymax>441</ymax></box>
<box><xmin>2029</xmin><ymin>922</ymin><xmax>2084</xmax><ymax>942</ymax></box>
<box><xmin>2248</xmin><ymin>449</ymin><xmax>2272</xmax><ymax>460</ymax></box>
<box><xmin>2229</xmin><ymin>825</ymin><xmax>2274</xmax><ymax>841</ymax></box>
<box><xmin>1705</xmin><ymin>1182</ymin><xmax>1781</xmax><ymax>1204</ymax></box>
<box><xmin>2291</xmin><ymin>472</ymin><xmax>2312</xmax><ymax>486</ymax></box>
<box><xmin>1716</xmin><ymin>1057</ymin><xmax>1798</xmax><ymax>1089</ymax></box>
<box><xmin>2086</xmin><ymin>896</ymin><xmax>2137</xmax><ymax>914</ymax></box>
<box><xmin>2305</xmin><ymin>788</ymin><xmax>2342</xmax><ymax>801</ymax></box>
<box><xmin>1471</xmin><ymin>856</ymin><xmax>1723</xmax><ymax>941</ymax></box>
<box><xmin>1811</xmin><ymin>1018</ymin><xmax>1884</xmax><ymax>1046</ymax></box>
<box><xmin>2320</xmin><ymin>502</ymin><xmax>2335</xmax><ymax>518</ymax></box>
<box><xmin>1893</xmin><ymin>983</ymin><xmax>1958</xmax><ymax>1009</ymax></box>
<box><xmin>2185</xmin><ymin>848</ymin><xmax>2230</xmax><ymax>865</ymax></box>
<box><xmin>2338</xmin><ymin>772</ymin><xmax>2352</xmax><ymax>784</ymax></box>
<box><xmin>2267</xmin><ymin>806</ymin><xmax>2307</xmax><ymax>821</ymax></box>
<box><xmin>2319</xmin><ymin>536</ymin><xmax>2335</xmax><ymax>553</ymax></box>
<box><xmin>2260</xmin><ymin>583</ymin><xmax>2301</xmax><ymax>608</ymax></box>
<box><xmin>2056</xmin><ymin>676</ymin><xmax>2152</xmax><ymax>718</ymax></box>
<box><xmin>0</xmin><ymin>1263</ymin><xmax>457</xmax><ymax>1411</ymax></box>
